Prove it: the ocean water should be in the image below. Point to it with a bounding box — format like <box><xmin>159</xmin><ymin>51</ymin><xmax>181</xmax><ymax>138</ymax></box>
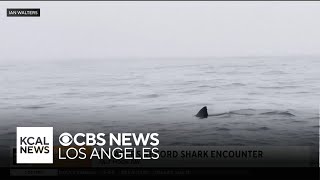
<box><xmin>0</xmin><ymin>56</ymin><xmax>319</xmax><ymax>151</ymax></box>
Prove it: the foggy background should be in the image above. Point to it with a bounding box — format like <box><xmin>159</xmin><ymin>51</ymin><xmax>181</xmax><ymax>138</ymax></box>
<box><xmin>0</xmin><ymin>1</ymin><xmax>320</xmax><ymax>62</ymax></box>
<box><xmin>0</xmin><ymin>2</ymin><xmax>318</xmax><ymax>166</ymax></box>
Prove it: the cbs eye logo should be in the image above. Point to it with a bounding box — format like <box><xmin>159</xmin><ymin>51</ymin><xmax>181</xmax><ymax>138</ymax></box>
<box><xmin>59</xmin><ymin>132</ymin><xmax>73</xmax><ymax>146</ymax></box>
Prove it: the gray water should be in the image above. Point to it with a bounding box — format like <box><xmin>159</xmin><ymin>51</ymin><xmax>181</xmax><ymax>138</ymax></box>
<box><xmin>0</xmin><ymin>56</ymin><xmax>319</xmax><ymax>150</ymax></box>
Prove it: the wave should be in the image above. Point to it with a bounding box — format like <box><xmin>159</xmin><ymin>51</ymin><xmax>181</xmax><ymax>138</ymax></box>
<box><xmin>262</xmin><ymin>70</ymin><xmax>287</xmax><ymax>75</ymax></box>
<box><xmin>259</xmin><ymin>111</ymin><xmax>295</xmax><ymax>116</ymax></box>
<box><xmin>20</xmin><ymin>103</ymin><xmax>56</xmax><ymax>110</ymax></box>
<box><xmin>149</xmin><ymin>107</ymin><xmax>169</xmax><ymax>111</ymax></box>
<box><xmin>216</xmin><ymin>127</ymin><xmax>230</xmax><ymax>131</ymax></box>
<box><xmin>247</xmin><ymin>127</ymin><xmax>271</xmax><ymax>131</ymax></box>
<box><xmin>221</xmin><ymin>83</ymin><xmax>246</xmax><ymax>87</ymax></box>
<box><xmin>258</xmin><ymin>86</ymin><xmax>300</xmax><ymax>89</ymax></box>
<box><xmin>210</xmin><ymin>109</ymin><xmax>295</xmax><ymax>117</ymax></box>
<box><xmin>197</xmin><ymin>85</ymin><xmax>217</xmax><ymax>88</ymax></box>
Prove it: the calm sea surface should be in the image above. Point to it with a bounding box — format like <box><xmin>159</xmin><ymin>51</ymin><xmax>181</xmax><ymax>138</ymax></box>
<box><xmin>0</xmin><ymin>57</ymin><xmax>319</xmax><ymax>152</ymax></box>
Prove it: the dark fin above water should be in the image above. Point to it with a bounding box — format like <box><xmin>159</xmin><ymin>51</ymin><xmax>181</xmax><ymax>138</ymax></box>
<box><xmin>195</xmin><ymin>106</ymin><xmax>208</xmax><ymax>118</ymax></box>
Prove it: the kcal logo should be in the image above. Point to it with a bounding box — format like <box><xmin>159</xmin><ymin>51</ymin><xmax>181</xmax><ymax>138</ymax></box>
<box><xmin>16</xmin><ymin>127</ymin><xmax>53</xmax><ymax>164</ymax></box>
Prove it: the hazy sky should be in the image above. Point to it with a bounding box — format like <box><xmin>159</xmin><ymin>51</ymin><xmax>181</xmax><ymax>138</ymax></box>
<box><xmin>0</xmin><ymin>1</ymin><xmax>320</xmax><ymax>61</ymax></box>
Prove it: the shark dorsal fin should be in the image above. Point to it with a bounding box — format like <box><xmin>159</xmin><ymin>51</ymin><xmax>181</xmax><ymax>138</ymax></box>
<box><xmin>195</xmin><ymin>106</ymin><xmax>208</xmax><ymax>118</ymax></box>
